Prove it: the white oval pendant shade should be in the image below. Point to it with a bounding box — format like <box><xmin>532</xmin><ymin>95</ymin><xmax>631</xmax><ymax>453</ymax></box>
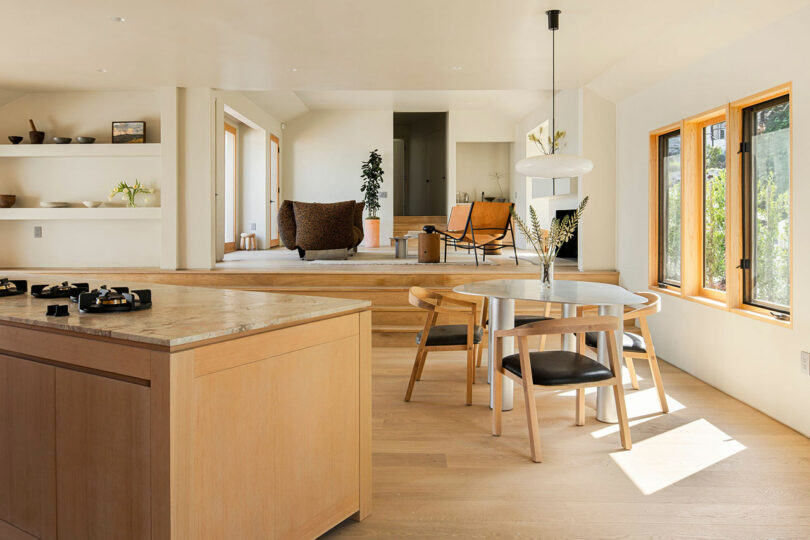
<box><xmin>515</xmin><ymin>154</ymin><xmax>594</xmax><ymax>178</ymax></box>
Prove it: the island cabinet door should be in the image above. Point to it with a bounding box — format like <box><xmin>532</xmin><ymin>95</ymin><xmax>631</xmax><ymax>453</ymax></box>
<box><xmin>0</xmin><ymin>355</ymin><xmax>57</xmax><ymax>540</ymax></box>
<box><xmin>186</xmin><ymin>316</ymin><xmax>363</xmax><ymax>539</ymax></box>
<box><xmin>54</xmin><ymin>368</ymin><xmax>151</xmax><ymax>540</ymax></box>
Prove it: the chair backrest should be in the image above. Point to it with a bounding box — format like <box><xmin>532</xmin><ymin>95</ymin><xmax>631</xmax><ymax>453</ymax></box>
<box><xmin>447</xmin><ymin>205</ymin><xmax>472</xmax><ymax>232</ymax></box>
<box><xmin>408</xmin><ymin>286</ymin><xmax>481</xmax><ymax>316</ymax></box>
<box><xmin>624</xmin><ymin>291</ymin><xmax>661</xmax><ymax>320</ymax></box>
<box><xmin>469</xmin><ymin>201</ymin><xmax>514</xmax><ymax>232</ymax></box>
<box><xmin>494</xmin><ymin>315</ymin><xmax>621</xmax><ymax>337</ymax></box>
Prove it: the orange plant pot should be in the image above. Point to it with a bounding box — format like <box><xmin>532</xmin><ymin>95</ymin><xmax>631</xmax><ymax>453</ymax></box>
<box><xmin>363</xmin><ymin>218</ymin><xmax>380</xmax><ymax>248</ymax></box>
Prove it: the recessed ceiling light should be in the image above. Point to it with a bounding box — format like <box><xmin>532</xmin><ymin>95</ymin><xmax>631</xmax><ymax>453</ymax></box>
<box><xmin>111</xmin><ymin>16</ymin><xmax>126</xmax><ymax>23</ymax></box>
<box><xmin>451</xmin><ymin>66</ymin><xmax>463</xmax><ymax>71</ymax></box>
<box><xmin>288</xmin><ymin>67</ymin><xmax>299</xmax><ymax>72</ymax></box>
<box><xmin>96</xmin><ymin>68</ymin><xmax>108</xmax><ymax>73</ymax></box>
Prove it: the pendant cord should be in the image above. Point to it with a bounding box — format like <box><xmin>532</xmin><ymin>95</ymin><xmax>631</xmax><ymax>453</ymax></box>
<box><xmin>551</xmin><ymin>26</ymin><xmax>555</xmax><ymax>155</ymax></box>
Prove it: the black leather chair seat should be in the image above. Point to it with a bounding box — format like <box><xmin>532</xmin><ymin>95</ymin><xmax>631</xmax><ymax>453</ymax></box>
<box><xmin>416</xmin><ymin>324</ymin><xmax>483</xmax><ymax>346</ymax></box>
<box><xmin>584</xmin><ymin>331</ymin><xmax>646</xmax><ymax>353</ymax></box>
<box><xmin>502</xmin><ymin>351</ymin><xmax>614</xmax><ymax>386</ymax></box>
<box><xmin>514</xmin><ymin>315</ymin><xmax>552</xmax><ymax>327</ymax></box>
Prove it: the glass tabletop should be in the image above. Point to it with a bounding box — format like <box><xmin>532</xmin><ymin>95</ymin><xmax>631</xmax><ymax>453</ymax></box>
<box><xmin>453</xmin><ymin>279</ymin><xmax>645</xmax><ymax>306</ymax></box>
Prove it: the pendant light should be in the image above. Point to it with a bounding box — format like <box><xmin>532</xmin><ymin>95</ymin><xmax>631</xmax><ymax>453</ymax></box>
<box><xmin>515</xmin><ymin>9</ymin><xmax>594</xmax><ymax>179</ymax></box>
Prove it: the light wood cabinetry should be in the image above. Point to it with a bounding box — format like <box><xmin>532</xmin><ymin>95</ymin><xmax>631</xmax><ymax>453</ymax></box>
<box><xmin>0</xmin><ymin>355</ymin><xmax>56</xmax><ymax>540</ymax></box>
<box><xmin>0</xmin><ymin>309</ymin><xmax>371</xmax><ymax>539</ymax></box>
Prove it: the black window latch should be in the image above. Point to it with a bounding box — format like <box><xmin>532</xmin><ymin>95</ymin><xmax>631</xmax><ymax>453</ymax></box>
<box><xmin>738</xmin><ymin>141</ymin><xmax>750</xmax><ymax>154</ymax></box>
<box><xmin>737</xmin><ymin>258</ymin><xmax>751</xmax><ymax>270</ymax></box>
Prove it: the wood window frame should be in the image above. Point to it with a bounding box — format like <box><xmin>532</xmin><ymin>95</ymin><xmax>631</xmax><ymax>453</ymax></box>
<box><xmin>683</xmin><ymin>108</ymin><xmax>728</xmax><ymax>303</ymax></box>
<box><xmin>224</xmin><ymin>122</ymin><xmax>238</xmax><ymax>253</ymax></box>
<box><xmin>648</xmin><ymin>122</ymin><xmax>683</xmax><ymax>295</ymax></box>
<box><xmin>728</xmin><ymin>83</ymin><xmax>792</xmax><ymax>323</ymax></box>
<box><xmin>648</xmin><ymin>83</ymin><xmax>792</xmax><ymax>327</ymax></box>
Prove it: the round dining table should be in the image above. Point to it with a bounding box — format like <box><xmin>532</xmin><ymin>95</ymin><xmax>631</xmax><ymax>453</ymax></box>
<box><xmin>453</xmin><ymin>279</ymin><xmax>645</xmax><ymax>423</ymax></box>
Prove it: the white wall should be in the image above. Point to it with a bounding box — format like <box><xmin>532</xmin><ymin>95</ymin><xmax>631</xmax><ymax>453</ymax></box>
<box><xmin>616</xmin><ymin>7</ymin><xmax>810</xmax><ymax>436</ymax></box>
<box><xmin>455</xmin><ymin>142</ymin><xmax>510</xmax><ymax>202</ymax></box>
<box><xmin>578</xmin><ymin>87</ymin><xmax>617</xmax><ymax>270</ymax></box>
<box><xmin>283</xmin><ymin>110</ymin><xmax>394</xmax><ymax>242</ymax></box>
<box><xmin>448</xmin><ymin>109</ymin><xmax>516</xmax><ymax>215</ymax></box>
<box><xmin>0</xmin><ymin>90</ymin><xmax>163</xmax><ymax>267</ymax></box>
<box><xmin>238</xmin><ymin>123</ymin><xmax>267</xmax><ymax>247</ymax></box>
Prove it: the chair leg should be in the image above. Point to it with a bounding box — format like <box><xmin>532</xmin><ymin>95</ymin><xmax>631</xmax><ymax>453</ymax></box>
<box><xmin>575</xmin><ymin>389</ymin><xmax>585</xmax><ymax>426</ymax></box>
<box><xmin>613</xmin><ymin>380</ymin><xmax>632</xmax><ymax>450</ymax></box>
<box><xmin>415</xmin><ymin>350</ymin><xmax>427</xmax><ymax>380</ymax></box>
<box><xmin>624</xmin><ymin>357</ymin><xmax>640</xmax><ymax>390</ymax></box>
<box><xmin>512</xmin><ymin>240</ymin><xmax>518</xmax><ymax>265</ymax></box>
<box><xmin>522</xmin><ymin>381</ymin><xmax>543</xmax><ymax>462</ymax></box>
<box><xmin>466</xmin><ymin>346</ymin><xmax>474</xmax><ymax>406</ymax></box>
<box><xmin>476</xmin><ymin>338</ymin><xmax>484</xmax><ymax>367</ymax></box>
<box><xmin>492</xmin><ymin>337</ymin><xmax>503</xmax><ymax>436</ymax></box>
<box><xmin>404</xmin><ymin>349</ymin><xmax>426</xmax><ymax>402</ymax></box>
<box><xmin>471</xmin><ymin>344</ymin><xmax>478</xmax><ymax>384</ymax></box>
<box><xmin>648</xmin><ymin>352</ymin><xmax>669</xmax><ymax>413</ymax></box>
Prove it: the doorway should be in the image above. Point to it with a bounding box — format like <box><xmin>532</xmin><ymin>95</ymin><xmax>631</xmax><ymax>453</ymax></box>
<box><xmin>268</xmin><ymin>134</ymin><xmax>280</xmax><ymax>247</ymax></box>
<box><xmin>224</xmin><ymin>122</ymin><xmax>238</xmax><ymax>253</ymax></box>
<box><xmin>393</xmin><ymin>112</ymin><xmax>447</xmax><ymax>216</ymax></box>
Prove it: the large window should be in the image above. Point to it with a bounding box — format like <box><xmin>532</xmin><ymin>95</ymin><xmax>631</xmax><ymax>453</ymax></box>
<box><xmin>703</xmin><ymin>121</ymin><xmax>727</xmax><ymax>293</ymax></box>
<box><xmin>658</xmin><ymin>130</ymin><xmax>681</xmax><ymax>287</ymax></box>
<box><xmin>649</xmin><ymin>84</ymin><xmax>792</xmax><ymax>325</ymax></box>
<box><xmin>742</xmin><ymin>96</ymin><xmax>790</xmax><ymax>312</ymax></box>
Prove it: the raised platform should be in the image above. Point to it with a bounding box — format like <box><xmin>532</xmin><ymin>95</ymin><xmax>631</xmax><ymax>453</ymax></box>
<box><xmin>9</xmin><ymin>247</ymin><xmax>619</xmax><ymax>346</ymax></box>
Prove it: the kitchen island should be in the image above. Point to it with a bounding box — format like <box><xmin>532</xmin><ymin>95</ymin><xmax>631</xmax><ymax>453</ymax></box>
<box><xmin>0</xmin><ymin>274</ymin><xmax>371</xmax><ymax>540</ymax></box>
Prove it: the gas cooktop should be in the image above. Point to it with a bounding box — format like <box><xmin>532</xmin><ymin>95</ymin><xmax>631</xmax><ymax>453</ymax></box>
<box><xmin>77</xmin><ymin>286</ymin><xmax>152</xmax><ymax>313</ymax></box>
<box><xmin>0</xmin><ymin>278</ymin><xmax>27</xmax><ymax>297</ymax></box>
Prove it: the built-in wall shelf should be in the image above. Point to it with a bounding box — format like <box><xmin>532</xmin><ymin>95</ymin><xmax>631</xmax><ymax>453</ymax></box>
<box><xmin>0</xmin><ymin>143</ymin><xmax>161</xmax><ymax>158</ymax></box>
<box><xmin>0</xmin><ymin>207</ymin><xmax>161</xmax><ymax>220</ymax></box>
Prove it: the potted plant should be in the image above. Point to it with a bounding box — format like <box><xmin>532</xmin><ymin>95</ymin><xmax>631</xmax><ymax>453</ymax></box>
<box><xmin>360</xmin><ymin>149</ymin><xmax>384</xmax><ymax>248</ymax></box>
<box><xmin>512</xmin><ymin>196</ymin><xmax>588</xmax><ymax>288</ymax></box>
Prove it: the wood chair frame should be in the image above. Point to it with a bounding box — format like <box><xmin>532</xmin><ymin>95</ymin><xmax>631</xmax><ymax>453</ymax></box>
<box><xmin>492</xmin><ymin>316</ymin><xmax>632</xmax><ymax>463</ymax></box>
<box><xmin>435</xmin><ymin>202</ymin><xmax>519</xmax><ymax>266</ymax></box>
<box><xmin>405</xmin><ymin>287</ymin><xmax>483</xmax><ymax>405</ymax></box>
<box><xmin>577</xmin><ymin>292</ymin><xmax>668</xmax><ymax>413</ymax></box>
<box><xmin>475</xmin><ymin>297</ymin><xmax>553</xmax><ymax>369</ymax></box>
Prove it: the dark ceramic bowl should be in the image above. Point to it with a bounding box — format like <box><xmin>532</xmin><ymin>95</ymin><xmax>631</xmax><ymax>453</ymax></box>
<box><xmin>52</xmin><ymin>137</ymin><xmax>72</xmax><ymax>144</ymax></box>
<box><xmin>0</xmin><ymin>195</ymin><xmax>16</xmax><ymax>208</ymax></box>
<box><xmin>76</xmin><ymin>136</ymin><xmax>96</xmax><ymax>144</ymax></box>
<box><xmin>8</xmin><ymin>136</ymin><xmax>23</xmax><ymax>145</ymax></box>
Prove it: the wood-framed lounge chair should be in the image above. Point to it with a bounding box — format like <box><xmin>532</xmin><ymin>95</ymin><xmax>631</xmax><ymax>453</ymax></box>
<box><xmin>435</xmin><ymin>201</ymin><xmax>518</xmax><ymax>266</ymax></box>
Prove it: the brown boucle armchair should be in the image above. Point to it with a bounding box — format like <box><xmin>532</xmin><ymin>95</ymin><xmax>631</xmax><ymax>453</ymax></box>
<box><xmin>279</xmin><ymin>200</ymin><xmax>365</xmax><ymax>258</ymax></box>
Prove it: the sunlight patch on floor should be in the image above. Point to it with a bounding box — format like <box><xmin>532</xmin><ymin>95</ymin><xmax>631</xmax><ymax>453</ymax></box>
<box><xmin>590</xmin><ymin>388</ymin><xmax>685</xmax><ymax>439</ymax></box>
<box><xmin>610</xmin><ymin>418</ymin><xmax>746</xmax><ymax>495</ymax></box>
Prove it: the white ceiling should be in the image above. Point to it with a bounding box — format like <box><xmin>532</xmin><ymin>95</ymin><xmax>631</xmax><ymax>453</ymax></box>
<box><xmin>1</xmin><ymin>0</ymin><xmax>808</xmax><ymax>115</ymax></box>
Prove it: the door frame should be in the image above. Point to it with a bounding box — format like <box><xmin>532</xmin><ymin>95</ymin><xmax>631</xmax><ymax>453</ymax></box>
<box><xmin>224</xmin><ymin>122</ymin><xmax>238</xmax><ymax>253</ymax></box>
<box><xmin>268</xmin><ymin>133</ymin><xmax>280</xmax><ymax>248</ymax></box>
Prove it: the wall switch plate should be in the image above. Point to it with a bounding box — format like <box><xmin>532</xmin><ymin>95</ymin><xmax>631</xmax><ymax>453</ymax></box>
<box><xmin>251</xmin><ymin>223</ymin><xmax>257</xmax><ymax>231</ymax></box>
<box><xmin>379</xmin><ymin>191</ymin><xmax>388</xmax><ymax>199</ymax></box>
<box><xmin>801</xmin><ymin>351</ymin><xmax>810</xmax><ymax>375</ymax></box>
<box><xmin>33</xmin><ymin>226</ymin><xmax>42</xmax><ymax>238</ymax></box>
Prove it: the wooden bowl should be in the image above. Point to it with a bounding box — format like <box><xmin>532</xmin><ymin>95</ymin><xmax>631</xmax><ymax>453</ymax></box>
<box><xmin>0</xmin><ymin>195</ymin><xmax>16</xmax><ymax>208</ymax></box>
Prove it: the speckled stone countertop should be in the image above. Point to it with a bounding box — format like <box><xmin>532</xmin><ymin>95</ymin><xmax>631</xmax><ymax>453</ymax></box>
<box><xmin>0</xmin><ymin>273</ymin><xmax>370</xmax><ymax>348</ymax></box>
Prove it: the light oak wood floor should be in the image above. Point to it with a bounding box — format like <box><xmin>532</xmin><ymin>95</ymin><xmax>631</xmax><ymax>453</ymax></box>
<box><xmin>324</xmin><ymin>342</ymin><xmax>810</xmax><ymax>539</ymax></box>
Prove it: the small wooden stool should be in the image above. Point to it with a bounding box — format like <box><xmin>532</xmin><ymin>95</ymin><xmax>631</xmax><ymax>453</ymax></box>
<box><xmin>418</xmin><ymin>233</ymin><xmax>440</xmax><ymax>263</ymax></box>
<box><xmin>240</xmin><ymin>232</ymin><xmax>257</xmax><ymax>250</ymax></box>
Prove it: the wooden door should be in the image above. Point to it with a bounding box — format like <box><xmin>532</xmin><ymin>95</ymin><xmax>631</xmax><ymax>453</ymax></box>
<box><xmin>0</xmin><ymin>355</ymin><xmax>56</xmax><ymax>540</ymax></box>
<box><xmin>54</xmin><ymin>369</ymin><xmax>150</xmax><ymax>540</ymax></box>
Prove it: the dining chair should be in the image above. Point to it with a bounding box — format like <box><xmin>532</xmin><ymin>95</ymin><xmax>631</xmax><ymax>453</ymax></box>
<box><xmin>405</xmin><ymin>286</ymin><xmax>484</xmax><ymax>405</ymax></box>
<box><xmin>491</xmin><ymin>316</ymin><xmax>631</xmax><ymax>463</ymax></box>
<box><xmin>579</xmin><ymin>292</ymin><xmax>668</xmax><ymax>413</ymax></box>
<box><xmin>476</xmin><ymin>297</ymin><xmax>553</xmax><ymax>369</ymax></box>
<box><xmin>435</xmin><ymin>201</ymin><xmax>518</xmax><ymax>265</ymax></box>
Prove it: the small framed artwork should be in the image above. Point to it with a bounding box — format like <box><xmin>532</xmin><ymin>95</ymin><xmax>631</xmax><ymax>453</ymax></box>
<box><xmin>112</xmin><ymin>121</ymin><xmax>146</xmax><ymax>144</ymax></box>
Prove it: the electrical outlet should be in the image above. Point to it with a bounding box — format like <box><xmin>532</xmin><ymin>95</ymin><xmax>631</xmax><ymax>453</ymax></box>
<box><xmin>379</xmin><ymin>191</ymin><xmax>388</xmax><ymax>199</ymax></box>
<box><xmin>251</xmin><ymin>222</ymin><xmax>257</xmax><ymax>231</ymax></box>
<box><xmin>33</xmin><ymin>225</ymin><xmax>42</xmax><ymax>238</ymax></box>
<box><xmin>801</xmin><ymin>351</ymin><xmax>810</xmax><ymax>375</ymax></box>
